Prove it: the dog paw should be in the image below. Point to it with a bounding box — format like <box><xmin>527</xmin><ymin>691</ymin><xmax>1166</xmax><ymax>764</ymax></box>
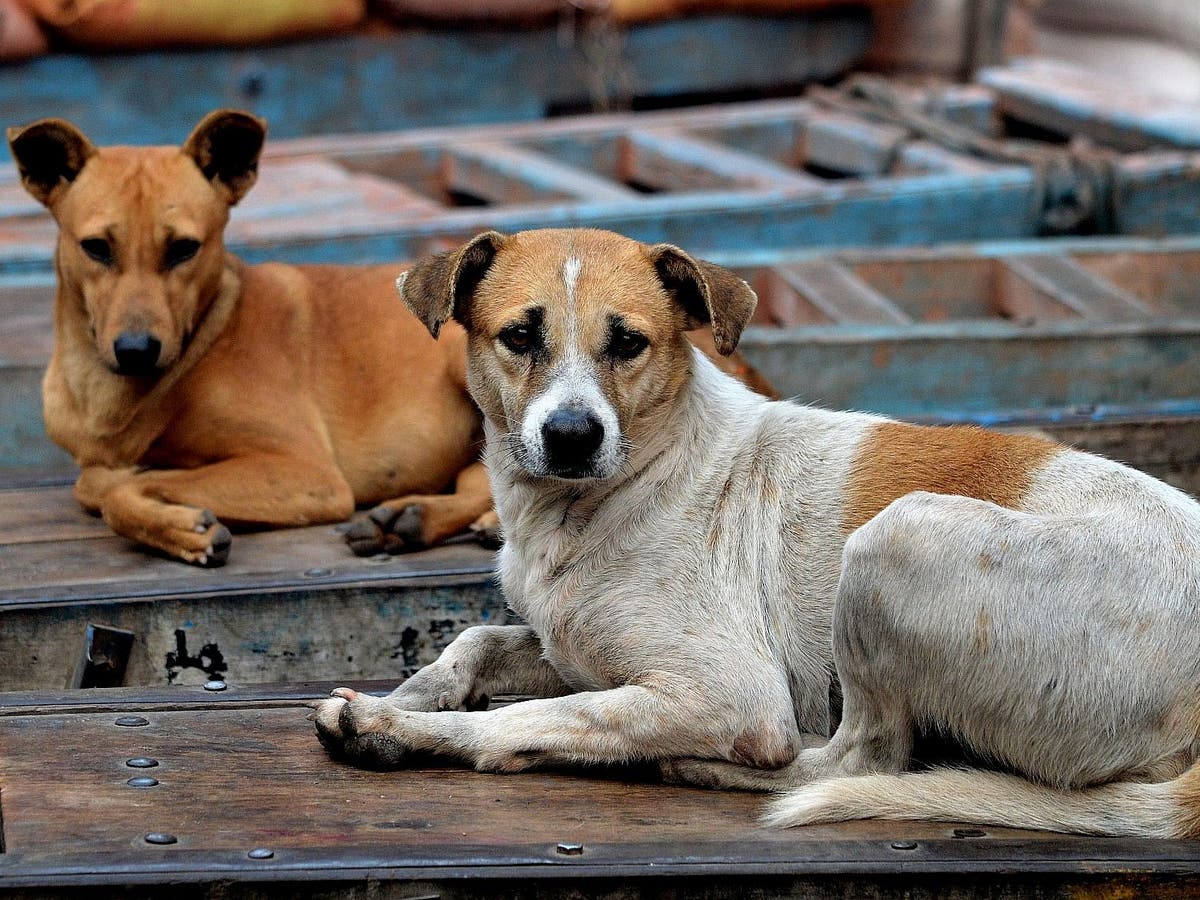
<box><xmin>345</xmin><ymin>503</ymin><xmax>426</xmax><ymax>556</ymax></box>
<box><xmin>469</xmin><ymin>511</ymin><xmax>503</xmax><ymax>549</ymax></box>
<box><xmin>388</xmin><ymin>664</ymin><xmax>489</xmax><ymax>713</ymax></box>
<box><xmin>312</xmin><ymin>688</ymin><xmax>414</xmax><ymax>768</ymax></box>
<box><xmin>176</xmin><ymin>509</ymin><xmax>232</xmax><ymax>567</ymax></box>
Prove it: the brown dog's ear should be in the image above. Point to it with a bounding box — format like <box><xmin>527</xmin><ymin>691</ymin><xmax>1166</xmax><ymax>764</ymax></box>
<box><xmin>7</xmin><ymin>118</ymin><xmax>97</xmax><ymax>207</ymax></box>
<box><xmin>398</xmin><ymin>231</ymin><xmax>508</xmax><ymax>338</ymax></box>
<box><xmin>183</xmin><ymin>109</ymin><xmax>266</xmax><ymax>205</ymax></box>
<box><xmin>646</xmin><ymin>244</ymin><xmax>757</xmax><ymax>355</ymax></box>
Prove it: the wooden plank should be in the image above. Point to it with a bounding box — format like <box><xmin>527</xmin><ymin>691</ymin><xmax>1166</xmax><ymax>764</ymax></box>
<box><xmin>773</xmin><ymin>260</ymin><xmax>913</xmax><ymax>324</ymax></box>
<box><xmin>979</xmin><ymin>59</ymin><xmax>1200</xmax><ymax>151</ymax></box>
<box><xmin>1000</xmin><ymin>255</ymin><xmax>1152</xmax><ymax>322</ymax></box>
<box><xmin>1</xmin><ymin>696</ymin><xmax>1200</xmax><ymax>894</ymax></box>
<box><xmin>0</xmin><ymin>13</ymin><xmax>871</xmax><ymax>161</ymax></box>
<box><xmin>800</xmin><ymin>110</ymin><xmax>911</xmax><ymax>176</ymax></box>
<box><xmin>443</xmin><ymin>141</ymin><xmax>639</xmax><ymax>205</ymax></box>
<box><xmin>618</xmin><ymin>128</ymin><xmax>824</xmax><ymax>192</ymax></box>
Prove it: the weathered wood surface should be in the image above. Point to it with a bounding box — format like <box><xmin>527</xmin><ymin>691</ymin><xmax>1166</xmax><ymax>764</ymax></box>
<box><xmin>0</xmin><ymin>483</ymin><xmax>501</xmax><ymax>691</ymax></box>
<box><xmin>1</xmin><ymin>407</ymin><xmax>1199</xmax><ymax>693</ymax></box>
<box><xmin>3</xmin><ymin>73</ymin><xmax>1200</xmax><ymax>278</ymax></box>
<box><xmin>0</xmin><ymin>10</ymin><xmax>871</xmax><ymax>162</ymax></box>
<box><xmin>979</xmin><ymin>58</ymin><xmax>1200</xmax><ymax>151</ymax></box>
<box><xmin>1</xmin><ymin>686</ymin><xmax>1199</xmax><ymax>897</ymax></box>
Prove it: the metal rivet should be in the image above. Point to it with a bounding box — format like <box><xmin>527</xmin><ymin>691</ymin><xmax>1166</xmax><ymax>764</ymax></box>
<box><xmin>890</xmin><ymin>840</ymin><xmax>918</xmax><ymax>851</ymax></box>
<box><xmin>126</xmin><ymin>757</ymin><xmax>159</xmax><ymax>768</ymax></box>
<box><xmin>304</xmin><ymin>567</ymin><xmax>332</xmax><ymax>578</ymax></box>
<box><xmin>952</xmin><ymin>828</ymin><xmax>986</xmax><ymax>838</ymax></box>
<box><xmin>127</xmin><ymin>776</ymin><xmax>159</xmax><ymax>787</ymax></box>
<box><xmin>115</xmin><ymin>715</ymin><xmax>149</xmax><ymax>727</ymax></box>
<box><xmin>203</xmin><ymin>679</ymin><xmax>227</xmax><ymax>692</ymax></box>
<box><xmin>556</xmin><ymin>842</ymin><xmax>584</xmax><ymax>855</ymax></box>
<box><xmin>248</xmin><ymin>848</ymin><xmax>274</xmax><ymax>859</ymax></box>
<box><xmin>144</xmin><ymin>832</ymin><xmax>177</xmax><ymax>845</ymax></box>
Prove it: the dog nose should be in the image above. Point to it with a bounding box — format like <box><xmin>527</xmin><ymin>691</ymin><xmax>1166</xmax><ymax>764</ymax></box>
<box><xmin>112</xmin><ymin>331</ymin><xmax>162</xmax><ymax>376</ymax></box>
<box><xmin>541</xmin><ymin>408</ymin><xmax>604</xmax><ymax>466</ymax></box>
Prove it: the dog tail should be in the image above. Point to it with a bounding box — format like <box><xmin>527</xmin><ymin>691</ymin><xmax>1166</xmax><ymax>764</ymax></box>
<box><xmin>762</xmin><ymin>761</ymin><xmax>1200</xmax><ymax>838</ymax></box>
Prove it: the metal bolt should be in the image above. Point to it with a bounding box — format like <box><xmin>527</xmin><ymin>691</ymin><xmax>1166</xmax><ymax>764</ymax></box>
<box><xmin>890</xmin><ymin>840</ymin><xmax>918</xmax><ymax>851</ymax></box>
<box><xmin>556</xmin><ymin>842</ymin><xmax>584</xmax><ymax>855</ymax></box>
<box><xmin>203</xmin><ymin>679</ymin><xmax>228</xmax><ymax>692</ymax></box>
<box><xmin>114</xmin><ymin>715</ymin><xmax>149</xmax><ymax>727</ymax></box>
<box><xmin>304</xmin><ymin>567</ymin><xmax>333</xmax><ymax>578</ymax></box>
<box><xmin>952</xmin><ymin>828</ymin><xmax>986</xmax><ymax>839</ymax></box>
<box><xmin>144</xmin><ymin>832</ymin><xmax>178</xmax><ymax>845</ymax></box>
<box><xmin>127</xmin><ymin>776</ymin><xmax>160</xmax><ymax>787</ymax></box>
<box><xmin>126</xmin><ymin>757</ymin><xmax>159</xmax><ymax>768</ymax></box>
<box><xmin>248</xmin><ymin>848</ymin><xmax>275</xmax><ymax>859</ymax></box>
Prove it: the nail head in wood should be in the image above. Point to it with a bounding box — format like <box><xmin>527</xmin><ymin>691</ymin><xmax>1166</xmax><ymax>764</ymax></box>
<box><xmin>203</xmin><ymin>679</ymin><xmax>228</xmax><ymax>692</ymax></box>
<box><xmin>144</xmin><ymin>832</ymin><xmax>178</xmax><ymax>845</ymax></box>
<box><xmin>126</xmin><ymin>757</ymin><xmax>159</xmax><ymax>768</ymax></box>
<box><xmin>127</xmin><ymin>776</ymin><xmax>159</xmax><ymax>787</ymax></box>
<box><xmin>556</xmin><ymin>842</ymin><xmax>584</xmax><ymax>855</ymax></box>
<box><xmin>114</xmin><ymin>715</ymin><xmax>149</xmax><ymax>727</ymax></box>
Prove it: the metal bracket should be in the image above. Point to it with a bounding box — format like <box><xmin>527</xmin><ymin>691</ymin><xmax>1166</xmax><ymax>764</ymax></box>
<box><xmin>72</xmin><ymin>623</ymin><xmax>135</xmax><ymax>689</ymax></box>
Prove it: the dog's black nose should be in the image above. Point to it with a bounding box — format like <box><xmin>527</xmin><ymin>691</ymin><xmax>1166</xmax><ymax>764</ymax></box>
<box><xmin>112</xmin><ymin>331</ymin><xmax>162</xmax><ymax>376</ymax></box>
<box><xmin>542</xmin><ymin>407</ymin><xmax>604</xmax><ymax>470</ymax></box>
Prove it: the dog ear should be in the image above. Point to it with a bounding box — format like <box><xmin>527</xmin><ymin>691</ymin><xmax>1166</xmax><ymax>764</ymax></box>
<box><xmin>6</xmin><ymin>118</ymin><xmax>97</xmax><ymax>207</ymax></box>
<box><xmin>647</xmin><ymin>244</ymin><xmax>757</xmax><ymax>355</ymax></box>
<box><xmin>183</xmin><ymin>109</ymin><xmax>266</xmax><ymax>205</ymax></box>
<box><xmin>398</xmin><ymin>231</ymin><xmax>508</xmax><ymax>339</ymax></box>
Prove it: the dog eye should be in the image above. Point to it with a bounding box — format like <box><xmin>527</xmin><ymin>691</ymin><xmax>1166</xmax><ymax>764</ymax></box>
<box><xmin>164</xmin><ymin>238</ymin><xmax>201</xmax><ymax>269</ymax></box>
<box><xmin>498</xmin><ymin>324</ymin><xmax>535</xmax><ymax>354</ymax></box>
<box><xmin>79</xmin><ymin>238</ymin><xmax>113</xmax><ymax>266</ymax></box>
<box><xmin>607</xmin><ymin>329</ymin><xmax>649</xmax><ymax>361</ymax></box>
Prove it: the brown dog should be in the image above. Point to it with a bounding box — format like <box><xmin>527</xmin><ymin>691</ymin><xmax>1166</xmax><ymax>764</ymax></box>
<box><xmin>9</xmin><ymin>110</ymin><xmax>775</xmax><ymax>566</ymax></box>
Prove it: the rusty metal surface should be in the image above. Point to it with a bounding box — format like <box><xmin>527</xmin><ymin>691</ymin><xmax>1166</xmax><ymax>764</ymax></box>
<box><xmin>0</xmin><ymin>690</ymin><xmax>1198</xmax><ymax>896</ymax></box>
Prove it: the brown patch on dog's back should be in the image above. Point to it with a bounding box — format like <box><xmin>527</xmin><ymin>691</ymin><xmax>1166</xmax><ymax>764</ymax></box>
<box><xmin>843</xmin><ymin>422</ymin><xmax>1060</xmax><ymax>533</ymax></box>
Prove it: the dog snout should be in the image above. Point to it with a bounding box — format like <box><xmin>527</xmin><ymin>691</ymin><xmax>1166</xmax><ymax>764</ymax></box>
<box><xmin>541</xmin><ymin>407</ymin><xmax>605</xmax><ymax>470</ymax></box>
<box><xmin>112</xmin><ymin>331</ymin><xmax>163</xmax><ymax>376</ymax></box>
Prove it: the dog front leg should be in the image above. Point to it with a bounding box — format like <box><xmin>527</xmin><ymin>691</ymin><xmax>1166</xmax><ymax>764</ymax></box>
<box><xmin>345</xmin><ymin>461</ymin><xmax>496</xmax><ymax>555</ymax></box>
<box><xmin>313</xmin><ymin>682</ymin><xmax>733</xmax><ymax>772</ymax></box>
<box><xmin>97</xmin><ymin>454</ymin><xmax>354</xmax><ymax>566</ymax></box>
<box><xmin>381</xmin><ymin>624</ymin><xmax>573</xmax><ymax>713</ymax></box>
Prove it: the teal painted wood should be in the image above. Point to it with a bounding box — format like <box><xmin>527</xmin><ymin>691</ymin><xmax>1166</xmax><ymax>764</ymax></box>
<box><xmin>0</xmin><ymin>11</ymin><xmax>870</xmax><ymax>162</ymax></box>
<box><xmin>3</xmin><ymin>89</ymin><xmax>1199</xmax><ymax>279</ymax></box>
<box><xmin>980</xmin><ymin>59</ymin><xmax>1200</xmax><ymax>151</ymax></box>
<box><xmin>6</xmin><ymin>236</ymin><xmax>1200</xmax><ymax>481</ymax></box>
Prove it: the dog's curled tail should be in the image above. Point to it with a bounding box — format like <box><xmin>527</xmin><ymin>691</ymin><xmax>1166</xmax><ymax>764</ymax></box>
<box><xmin>762</xmin><ymin>761</ymin><xmax>1200</xmax><ymax>838</ymax></box>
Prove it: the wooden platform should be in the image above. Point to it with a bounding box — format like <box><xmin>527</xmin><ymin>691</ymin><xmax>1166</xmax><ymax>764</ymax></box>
<box><xmin>2</xmin><ymin>407</ymin><xmax>1198</xmax><ymax>693</ymax></box>
<box><xmin>2</xmin><ymin>683</ymin><xmax>1199</xmax><ymax>897</ymax></box>
<box><xmin>0</xmin><ymin>485</ymin><xmax>500</xmax><ymax>691</ymax></box>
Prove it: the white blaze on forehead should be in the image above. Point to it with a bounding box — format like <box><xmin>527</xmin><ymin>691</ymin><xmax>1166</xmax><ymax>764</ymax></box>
<box><xmin>562</xmin><ymin>255</ymin><xmax>582</xmax><ymax>347</ymax></box>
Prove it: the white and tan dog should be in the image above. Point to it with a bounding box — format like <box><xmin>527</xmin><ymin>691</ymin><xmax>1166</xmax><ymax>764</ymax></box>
<box><xmin>314</xmin><ymin>228</ymin><xmax>1200</xmax><ymax>838</ymax></box>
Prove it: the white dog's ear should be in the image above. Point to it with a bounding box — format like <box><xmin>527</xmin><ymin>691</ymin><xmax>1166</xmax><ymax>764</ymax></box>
<box><xmin>7</xmin><ymin>118</ymin><xmax>97</xmax><ymax>208</ymax></box>
<box><xmin>646</xmin><ymin>244</ymin><xmax>757</xmax><ymax>355</ymax></box>
<box><xmin>183</xmin><ymin>109</ymin><xmax>266</xmax><ymax>205</ymax></box>
<box><xmin>400</xmin><ymin>231</ymin><xmax>508</xmax><ymax>339</ymax></box>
